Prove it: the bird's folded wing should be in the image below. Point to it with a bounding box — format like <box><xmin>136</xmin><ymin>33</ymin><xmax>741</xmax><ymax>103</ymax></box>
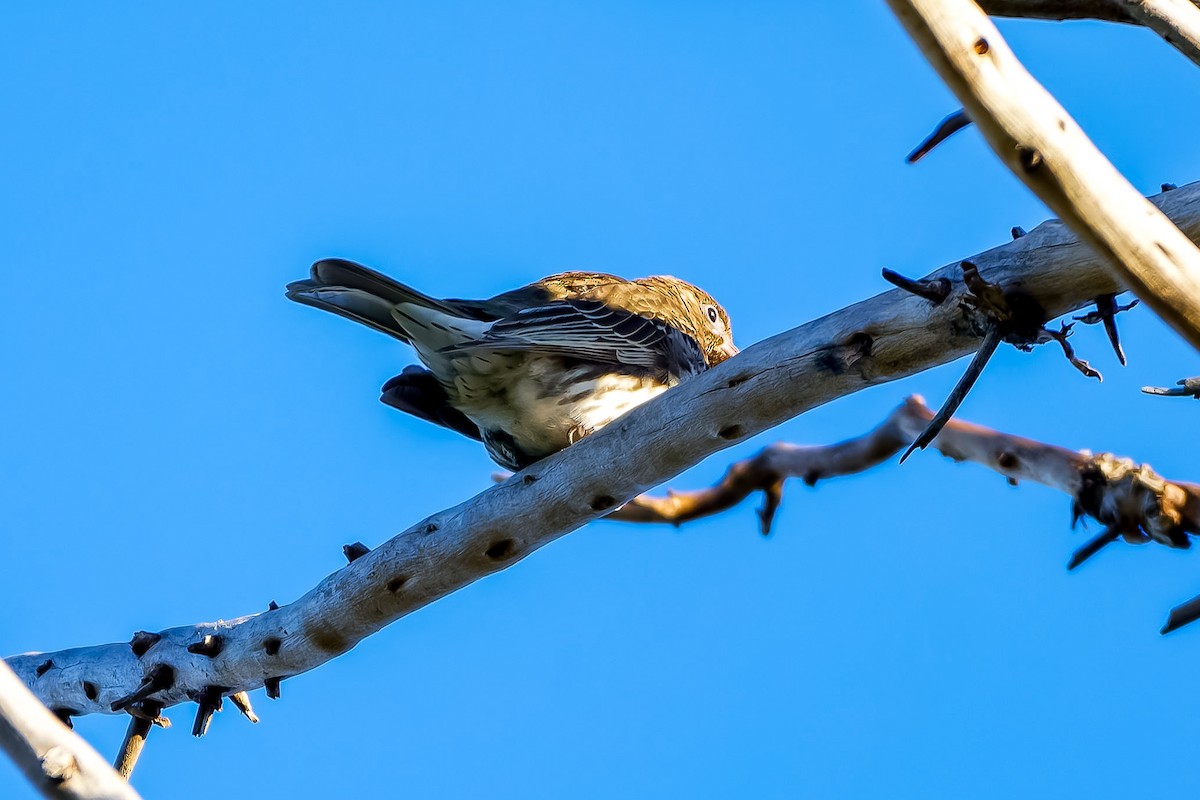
<box><xmin>443</xmin><ymin>300</ymin><xmax>704</xmax><ymax>373</ymax></box>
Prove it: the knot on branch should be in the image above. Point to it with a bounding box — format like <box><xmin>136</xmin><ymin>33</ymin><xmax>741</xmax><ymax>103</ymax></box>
<box><xmin>1075</xmin><ymin>453</ymin><xmax>1193</xmax><ymax>549</ymax></box>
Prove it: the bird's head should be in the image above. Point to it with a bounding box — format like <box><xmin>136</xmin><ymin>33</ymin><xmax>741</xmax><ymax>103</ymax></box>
<box><xmin>634</xmin><ymin>276</ymin><xmax>738</xmax><ymax>367</ymax></box>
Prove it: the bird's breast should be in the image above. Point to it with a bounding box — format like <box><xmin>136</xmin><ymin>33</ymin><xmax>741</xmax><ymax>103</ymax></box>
<box><xmin>454</xmin><ymin>358</ymin><xmax>673</xmax><ymax>468</ymax></box>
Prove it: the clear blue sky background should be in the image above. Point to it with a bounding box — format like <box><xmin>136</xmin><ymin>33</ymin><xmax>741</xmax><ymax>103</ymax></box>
<box><xmin>2</xmin><ymin>4</ymin><xmax>1199</xmax><ymax>798</ymax></box>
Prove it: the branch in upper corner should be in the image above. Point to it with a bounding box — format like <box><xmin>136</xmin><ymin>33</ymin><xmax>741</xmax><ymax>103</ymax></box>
<box><xmin>1142</xmin><ymin>376</ymin><xmax>1200</xmax><ymax>398</ymax></box>
<box><xmin>977</xmin><ymin>0</ymin><xmax>1200</xmax><ymax>72</ymax></box>
<box><xmin>1113</xmin><ymin>0</ymin><xmax>1200</xmax><ymax>69</ymax></box>
<box><xmin>886</xmin><ymin>0</ymin><xmax>1200</xmax><ymax>352</ymax></box>
<box><xmin>611</xmin><ymin>395</ymin><xmax>1200</xmax><ymax>630</ymax></box>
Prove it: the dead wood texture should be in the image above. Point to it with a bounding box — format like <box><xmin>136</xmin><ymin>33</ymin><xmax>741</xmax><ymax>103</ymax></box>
<box><xmin>888</xmin><ymin>0</ymin><xmax>1200</xmax><ymax>351</ymax></box>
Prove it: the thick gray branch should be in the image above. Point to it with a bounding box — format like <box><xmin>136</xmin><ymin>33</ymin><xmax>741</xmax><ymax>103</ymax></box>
<box><xmin>5</xmin><ymin>183</ymin><xmax>1200</xmax><ymax>727</ymax></box>
<box><xmin>887</xmin><ymin>0</ymin><xmax>1200</xmax><ymax>351</ymax></box>
<box><xmin>0</xmin><ymin>661</ymin><xmax>140</xmax><ymax>800</ymax></box>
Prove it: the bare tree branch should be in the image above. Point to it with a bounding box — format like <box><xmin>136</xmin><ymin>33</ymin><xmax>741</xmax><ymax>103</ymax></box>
<box><xmin>981</xmin><ymin>0</ymin><xmax>1200</xmax><ymax>69</ymax></box>
<box><xmin>886</xmin><ymin>0</ymin><xmax>1200</xmax><ymax>352</ymax></box>
<box><xmin>4</xmin><ymin>183</ymin><xmax>1199</xmax><ymax>740</ymax></box>
<box><xmin>614</xmin><ymin>395</ymin><xmax>1200</xmax><ymax>626</ymax></box>
<box><xmin>1120</xmin><ymin>0</ymin><xmax>1200</xmax><ymax>68</ymax></box>
<box><xmin>0</xmin><ymin>661</ymin><xmax>141</xmax><ymax>800</ymax></box>
<box><xmin>977</xmin><ymin>0</ymin><xmax>1137</xmax><ymax>22</ymax></box>
<box><xmin>614</xmin><ymin>395</ymin><xmax>1200</xmax><ymax>538</ymax></box>
<box><xmin>1142</xmin><ymin>376</ymin><xmax>1200</xmax><ymax>397</ymax></box>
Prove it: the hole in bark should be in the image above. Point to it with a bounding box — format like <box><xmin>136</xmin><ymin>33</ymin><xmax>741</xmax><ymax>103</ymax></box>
<box><xmin>523</xmin><ymin>474</ymin><xmax>538</xmax><ymax>485</ymax></box>
<box><xmin>997</xmin><ymin>452</ymin><xmax>1019</xmax><ymax>469</ymax></box>
<box><xmin>83</xmin><ymin>682</ymin><xmax>99</xmax><ymax>702</ymax></box>
<box><xmin>386</xmin><ymin>576</ymin><xmax>409</xmax><ymax>593</ymax></box>
<box><xmin>974</xmin><ymin>37</ymin><xmax>989</xmax><ymax>54</ymax></box>
<box><xmin>425</xmin><ymin>522</ymin><xmax>439</xmax><ymax>534</ymax></box>
<box><xmin>727</xmin><ymin>374</ymin><xmax>753</xmax><ymax>388</ymax></box>
<box><xmin>590</xmin><ymin>495</ymin><xmax>616</xmax><ymax>512</ymax></box>
<box><xmin>486</xmin><ymin>539</ymin><xmax>518</xmax><ymax>560</ymax></box>
<box><xmin>718</xmin><ymin>424</ymin><xmax>746</xmax><ymax>440</ymax></box>
<box><xmin>263</xmin><ymin>637</ymin><xmax>282</xmax><ymax>656</ymax></box>
<box><xmin>36</xmin><ymin>660</ymin><xmax>53</xmax><ymax>677</ymax></box>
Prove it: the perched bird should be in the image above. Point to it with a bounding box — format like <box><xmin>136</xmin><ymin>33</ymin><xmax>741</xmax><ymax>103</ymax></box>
<box><xmin>286</xmin><ymin>258</ymin><xmax>737</xmax><ymax>470</ymax></box>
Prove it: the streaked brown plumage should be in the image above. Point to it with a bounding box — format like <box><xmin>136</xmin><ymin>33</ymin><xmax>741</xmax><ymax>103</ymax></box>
<box><xmin>287</xmin><ymin>258</ymin><xmax>736</xmax><ymax>469</ymax></box>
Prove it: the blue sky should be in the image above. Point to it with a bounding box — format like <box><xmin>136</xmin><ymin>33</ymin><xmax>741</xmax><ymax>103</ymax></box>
<box><xmin>2</xmin><ymin>4</ymin><xmax>1199</xmax><ymax>798</ymax></box>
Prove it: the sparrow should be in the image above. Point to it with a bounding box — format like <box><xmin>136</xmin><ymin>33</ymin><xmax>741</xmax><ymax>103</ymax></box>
<box><xmin>286</xmin><ymin>258</ymin><xmax>737</xmax><ymax>470</ymax></box>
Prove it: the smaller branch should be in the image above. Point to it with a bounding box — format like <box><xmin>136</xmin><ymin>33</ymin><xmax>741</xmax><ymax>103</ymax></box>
<box><xmin>906</xmin><ymin>108</ymin><xmax>973</xmax><ymax>162</ymax></box>
<box><xmin>0</xmin><ymin>660</ymin><xmax>141</xmax><ymax>800</ymax></box>
<box><xmin>112</xmin><ymin>700</ymin><xmax>168</xmax><ymax>780</ymax></box>
<box><xmin>1042</xmin><ymin>323</ymin><xmax>1103</xmax><ymax>380</ymax></box>
<box><xmin>228</xmin><ymin>692</ymin><xmax>259</xmax><ymax>724</ymax></box>
<box><xmin>880</xmin><ymin>268</ymin><xmax>952</xmax><ymax>304</ymax></box>
<box><xmin>613</xmin><ymin>395</ymin><xmax>1200</xmax><ymax>630</ymax></box>
<box><xmin>901</xmin><ymin>324</ymin><xmax>1003</xmax><ymax>461</ymax></box>
<box><xmin>615</xmin><ymin>404</ymin><xmax>915</xmax><ymax>532</ymax></box>
<box><xmin>1142</xmin><ymin>376</ymin><xmax>1200</xmax><ymax>397</ymax></box>
<box><xmin>1163</xmin><ymin>594</ymin><xmax>1200</xmax><ymax>634</ymax></box>
<box><xmin>191</xmin><ymin>687</ymin><xmax>226</xmax><ymax>738</ymax></box>
<box><xmin>1073</xmin><ymin>294</ymin><xmax>1138</xmax><ymax>366</ymax></box>
<box><xmin>112</xmin><ymin>718</ymin><xmax>151</xmax><ymax>781</ymax></box>
<box><xmin>1066</xmin><ymin>526</ymin><xmax>1121</xmax><ymax>570</ymax></box>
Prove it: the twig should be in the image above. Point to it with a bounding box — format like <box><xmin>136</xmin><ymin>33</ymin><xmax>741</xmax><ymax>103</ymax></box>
<box><xmin>886</xmin><ymin>0</ymin><xmax>1200</xmax><ymax>351</ymax></box>
<box><xmin>1142</xmin><ymin>376</ymin><xmax>1200</xmax><ymax>397</ymax></box>
<box><xmin>1073</xmin><ymin>294</ymin><xmax>1138</xmax><ymax>365</ymax></box>
<box><xmin>901</xmin><ymin>324</ymin><xmax>1002</xmax><ymax>461</ymax></box>
<box><xmin>112</xmin><ymin>718</ymin><xmax>151</xmax><ymax>781</ymax></box>
<box><xmin>906</xmin><ymin>108</ymin><xmax>973</xmax><ymax>162</ymax></box>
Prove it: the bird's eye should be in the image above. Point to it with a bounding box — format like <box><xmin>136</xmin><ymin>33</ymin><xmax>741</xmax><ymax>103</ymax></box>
<box><xmin>706</xmin><ymin>306</ymin><xmax>720</xmax><ymax>324</ymax></box>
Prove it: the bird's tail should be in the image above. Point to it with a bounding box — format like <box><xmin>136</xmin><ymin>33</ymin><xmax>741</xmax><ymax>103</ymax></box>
<box><xmin>285</xmin><ymin>258</ymin><xmax>466</xmax><ymax>342</ymax></box>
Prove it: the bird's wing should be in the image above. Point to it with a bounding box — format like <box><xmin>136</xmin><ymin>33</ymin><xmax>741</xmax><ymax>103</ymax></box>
<box><xmin>444</xmin><ymin>300</ymin><xmax>705</xmax><ymax>375</ymax></box>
